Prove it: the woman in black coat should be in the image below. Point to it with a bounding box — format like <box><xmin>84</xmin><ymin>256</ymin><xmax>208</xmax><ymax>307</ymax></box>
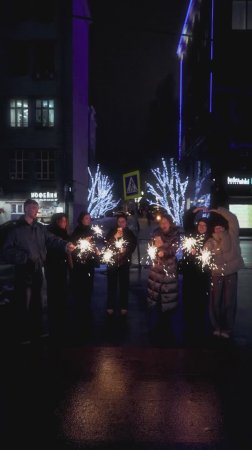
<box><xmin>105</xmin><ymin>213</ymin><xmax>137</xmax><ymax>316</ymax></box>
<box><xmin>181</xmin><ymin>207</ymin><xmax>211</xmax><ymax>344</ymax></box>
<box><xmin>70</xmin><ymin>211</ymin><xmax>99</xmax><ymax>324</ymax></box>
<box><xmin>45</xmin><ymin>213</ymin><xmax>71</xmax><ymax>343</ymax></box>
<box><xmin>147</xmin><ymin>214</ymin><xmax>180</xmax><ymax>343</ymax></box>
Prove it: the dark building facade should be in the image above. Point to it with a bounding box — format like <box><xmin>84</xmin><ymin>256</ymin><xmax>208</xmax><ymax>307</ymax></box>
<box><xmin>0</xmin><ymin>0</ymin><xmax>93</xmax><ymax>227</ymax></box>
<box><xmin>177</xmin><ymin>0</ymin><xmax>252</xmax><ymax>233</ymax></box>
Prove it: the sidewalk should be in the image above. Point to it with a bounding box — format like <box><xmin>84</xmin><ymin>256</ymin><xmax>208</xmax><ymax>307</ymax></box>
<box><xmin>1</xmin><ymin>243</ymin><xmax>252</xmax><ymax>450</ymax></box>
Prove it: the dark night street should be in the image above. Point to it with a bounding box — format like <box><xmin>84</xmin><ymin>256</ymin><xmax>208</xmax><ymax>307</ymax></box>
<box><xmin>1</xmin><ymin>1</ymin><xmax>252</xmax><ymax>449</ymax></box>
<box><xmin>0</xmin><ymin>237</ymin><xmax>252</xmax><ymax>450</ymax></box>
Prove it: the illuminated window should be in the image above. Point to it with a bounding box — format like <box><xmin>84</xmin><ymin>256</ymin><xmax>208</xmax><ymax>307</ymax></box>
<box><xmin>10</xmin><ymin>203</ymin><xmax>24</xmax><ymax>215</ymax></box>
<box><xmin>10</xmin><ymin>99</ymin><xmax>28</xmax><ymax>127</ymax></box>
<box><xmin>35</xmin><ymin>150</ymin><xmax>55</xmax><ymax>180</ymax></box>
<box><xmin>9</xmin><ymin>150</ymin><xmax>29</xmax><ymax>180</ymax></box>
<box><xmin>232</xmin><ymin>0</ymin><xmax>252</xmax><ymax>29</ymax></box>
<box><xmin>36</xmin><ymin>100</ymin><xmax>55</xmax><ymax>127</ymax></box>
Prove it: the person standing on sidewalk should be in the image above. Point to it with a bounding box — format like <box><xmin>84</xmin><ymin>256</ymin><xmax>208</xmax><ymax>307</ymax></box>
<box><xmin>44</xmin><ymin>212</ymin><xmax>71</xmax><ymax>344</ymax></box>
<box><xmin>204</xmin><ymin>207</ymin><xmax>244</xmax><ymax>339</ymax></box>
<box><xmin>105</xmin><ymin>213</ymin><xmax>137</xmax><ymax>316</ymax></box>
<box><xmin>181</xmin><ymin>207</ymin><xmax>211</xmax><ymax>344</ymax></box>
<box><xmin>70</xmin><ymin>211</ymin><xmax>100</xmax><ymax>335</ymax></box>
<box><xmin>2</xmin><ymin>199</ymin><xmax>75</xmax><ymax>345</ymax></box>
<box><xmin>147</xmin><ymin>213</ymin><xmax>180</xmax><ymax>344</ymax></box>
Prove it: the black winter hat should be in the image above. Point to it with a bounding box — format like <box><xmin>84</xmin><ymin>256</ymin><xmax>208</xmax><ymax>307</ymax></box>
<box><xmin>210</xmin><ymin>212</ymin><xmax>229</xmax><ymax>230</ymax></box>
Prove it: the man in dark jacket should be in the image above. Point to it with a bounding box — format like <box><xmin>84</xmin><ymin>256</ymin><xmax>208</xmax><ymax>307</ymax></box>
<box><xmin>2</xmin><ymin>199</ymin><xmax>75</xmax><ymax>344</ymax></box>
<box><xmin>105</xmin><ymin>213</ymin><xmax>137</xmax><ymax>316</ymax></box>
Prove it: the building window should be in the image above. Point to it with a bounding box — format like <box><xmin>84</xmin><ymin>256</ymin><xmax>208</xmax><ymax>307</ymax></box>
<box><xmin>8</xmin><ymin>41</ymin><xmax>30</xmax><ymax>76</ymax></box>
<box><xmin>10</xmin><ymin>99</ymin><xmax>28</xmax><ymax>127</ymax></box>
<box><xmin>10</xmin><ymin>203</ymin><xmax>24</xmax><ymax>215</ymax></box>
<box><xmin>232</xmin><ymin>0</ymin><xmax>252</xmax><ymax>29</ymax></box>
<box><xmin>9</xmin><ymin>150</ymin><xmax>29</xmax><ymax>180</ymax></box>
<box><xmin>33</xmin><ymin>40</ymin><xmax>55</xmax><ymax>80</ymax></box>
<box><xmin>36</xmin><ymin>100</ymin><xmax>55</xmax><ymax>127</ymax></box>
<box><xmin>35</xmin><ymin>150</ymin><xmax>55</xmax><ymax>180</ymax></box>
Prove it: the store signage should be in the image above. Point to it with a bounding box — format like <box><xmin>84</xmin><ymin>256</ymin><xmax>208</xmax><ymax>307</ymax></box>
<box><xmin>31</xmin><ymin>192</ymin><xmax>58</xmax><ymax>201</ymax></box>
<box><xmin>227</xmin><ymin>176</ymin><xmax>251</xmax><ymax>186</ymax></box>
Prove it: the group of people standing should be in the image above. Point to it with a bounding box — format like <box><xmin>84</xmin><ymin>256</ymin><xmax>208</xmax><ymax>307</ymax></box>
<box><xmin>1</xmin><ymin>199</ymin><xmax>137</xmax><ymax>345</ymax></box>
<box><xmin>0</xmin><ymin>197</ymin><xmax>244</xmax><ymax>346</ymax></box>
<box><xmin>147</xmin><ymin>205</ymin><xmax>244</xmax><ymax>344</ymax></box>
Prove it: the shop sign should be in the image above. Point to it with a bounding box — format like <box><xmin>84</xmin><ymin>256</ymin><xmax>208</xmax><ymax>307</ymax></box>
<box><xmin>31</xmin><ymin>192</ymin><xmax>58</xmax><ymax>201</ymax></box>
<box><xmin>227</xmin><ymin>176</ymin><xmax>251</xmax><ymax>186</ymax></box>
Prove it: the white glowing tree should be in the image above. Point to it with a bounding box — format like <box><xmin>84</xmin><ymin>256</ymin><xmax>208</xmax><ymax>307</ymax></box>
<box><xmin>87</xmin><ymin>165</ymin><xmax>120</xmax><ymax>218</ymax></box>
<box><xmin>146</xmin><ymin>158</ymin><xmax>188</xmax><ymax>226</ymax></box>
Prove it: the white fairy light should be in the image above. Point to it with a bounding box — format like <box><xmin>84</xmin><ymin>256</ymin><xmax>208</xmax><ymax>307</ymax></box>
<box><xmin>87</xmin><ymin>165</ymin><xmax>120</xmax><ymax>218</ymax></box>
<box><xmin>146</xmin><ymin>158</ymin><xmax>188</xmax><ymax>226</ymax></box>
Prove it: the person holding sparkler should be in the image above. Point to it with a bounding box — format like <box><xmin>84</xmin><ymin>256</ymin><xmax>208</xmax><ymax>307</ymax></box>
<box><xmin>204</xmin><ymin>207</ymin><xmax>244</xmax><ymax>339</ymax></box>
<box><xmin>45</xmin><ymin>213</ymin><xmax>71</xmax><ymax>344</ymax></box>
<box><xmin>70</xmin><ymin>212</ymin><xmax>100</xmax><ymax>328</ymax></box>
<box><xmin>2</xmin><ymin>199</ymin><xmax>75</xmax><ymax>345</ymax></box>
<box><xmin>147</xmin><ymin>213</ymin><xmax>179</xmax><ymax>343</ymax></box>
<box><xmin>104</xmin><ymin>213</ymin><xmax>137</xmax><ymax>316</ymax></box>
<box><xmin>181</xmin><ymin>207</ymin><xmax>211</xmax><ymax>344</ymax></box>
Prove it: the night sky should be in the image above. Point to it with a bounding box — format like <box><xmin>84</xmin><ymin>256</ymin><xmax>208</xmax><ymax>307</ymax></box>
<box><xmin>89</xmin><ymin>0</ymin><xmax>189</xmax><ymax>176</ymax></box>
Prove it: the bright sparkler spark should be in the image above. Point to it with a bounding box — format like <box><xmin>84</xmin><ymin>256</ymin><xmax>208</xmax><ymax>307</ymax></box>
<box><xmin>77</xmin><ymin>238</ymin><xmax>93</xmax><ymax>253</ymax></box>
<box><xmin>147</xmin><ymin>243</ymin><xmax>157</xmax><ymax>262</ymax></box>
<box><xmin>181</xmin><ymin>234</ymin><xmax>205</xmax><ymax>254</ymax></box>
<box><xmin>114</xmin><ymin>238</ymin><xmax>127</xmax><ymax>250</ymax></box>
<box><xmin>101</xmin><ymin>248</ymin><xmax>114</xmax><ymax>264</ymax></box>
<box><xmin>76</xmin><ymin>238</ymin><xmax>93</xmax><ymax>259</ymax></box>
<box><xmin>91</xmin><ymin>224</ymin><xmax>104</xmax><ymax>238</ymax></box>
<box><xmin>196</xmin><ymin>248</ymin><xmax>218</xmax><ymax>271</ymax></box>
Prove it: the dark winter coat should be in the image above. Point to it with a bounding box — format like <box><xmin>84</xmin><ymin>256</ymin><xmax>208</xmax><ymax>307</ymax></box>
<box><xmin>2</xmin><ymin>216</ymin><xmax>68</xmax><ymax>267</ymax></box>
<box><xmin>45</xmin><ymin>224</ymin><xmax>70</xmax><ymax>269</ymax></box>
<box><xmin>147</xmin><ymin>226</ymin><xmax>179</xmax><ymax>312</ymax></box>
<box><xmin>105</xmin><ymin>226</ymin><xmax>137</xmax><ymax>267</ymax></box>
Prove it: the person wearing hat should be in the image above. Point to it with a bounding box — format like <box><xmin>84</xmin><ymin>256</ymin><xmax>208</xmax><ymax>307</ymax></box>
<box><xmin>204</xmin><ymin>207</ymin><xmax>244</xmax><ymax>339</ymax></box>
<box><xmin>2</xmin><ymin>199</ymin><xmax>75</xmax><ymax>345</ymax></box>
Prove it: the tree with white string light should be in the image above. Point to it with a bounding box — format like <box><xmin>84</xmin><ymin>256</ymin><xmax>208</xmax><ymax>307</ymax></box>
<box><xmin>87</xmin><ymin>165</ymin><xmax>120</xmax><ymax>218</ymax></box>
<box><xmin>146</xmin><ymin>158</ymin><xmax>188</xmax><ymax>226</ymax></box>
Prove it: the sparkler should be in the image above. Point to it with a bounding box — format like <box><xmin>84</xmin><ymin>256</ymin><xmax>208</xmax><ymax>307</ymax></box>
<box><xmin>147</xmin><ymin>243</ymin><xmax>157</xmax><ymax>262</ymax></box>
<box><xmin>181</xmin><ymin>234</ymin><xmax>205</xmax><ymax>254</ymax></box>
<box><xmin>101</xmin><ymin>248</ymin><xmax>114</xmax><ymax>265</ymax></box>
<box><xmin>114</xmin><ymin>238</ymin><xmax>127</xmax><ymax>251</ymax></box>
<box><xmin>76</xmin><ymin>237</ymin><xmax>94</xmax><ymax>262</ymax></box>
<box><xmin>196</xmin><ymin>248</ymin><xmax>219</xmax><ymax>272</ymax></box>
<box><xmin>91</xmin><ymin>224</ymin><xmax>104</xmax><ymax>238</ymax></box>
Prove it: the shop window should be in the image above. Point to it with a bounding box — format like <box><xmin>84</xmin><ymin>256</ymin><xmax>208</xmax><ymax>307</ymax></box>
<box><xmin>10</xmin><ymin>203</ymin><xmax>24</xmax><ymax>215</ymax></box>
<box><xmin>36</xmin><ymin>100</ymin><xmax>55</xmax><ymax>127</ymax></box>
<box><xmin>232</xmin><ymin>0</ymin><xmax>252</xmax><ymax>30</ymax></box>
<box><xmin>10</xmin><ymin>99</ymin><xmax>29</xmax><ymax>127</ymax></box>
<box><xmin>9</xmin><ymin>150</ymin><xmax>29</xmax><ymax>180</ymax></box>
<box><xmin>35</xmin><ymin>150</ymin><xmax>55</xmax><ymax>180</ymax></box>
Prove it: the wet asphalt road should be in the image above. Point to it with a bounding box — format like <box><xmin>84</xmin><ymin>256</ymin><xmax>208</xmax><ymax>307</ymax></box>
<box><xmin>0</xmin><ymin>239</ymin><xmax>252</xmax><ymax>450</ymax></box>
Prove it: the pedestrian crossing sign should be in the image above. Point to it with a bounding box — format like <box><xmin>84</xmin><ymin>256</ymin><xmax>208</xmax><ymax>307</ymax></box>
<box><xmin>123</xmin><ymin>170</ymin><xmax>141</xmax><ymax>200</ymax></box>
